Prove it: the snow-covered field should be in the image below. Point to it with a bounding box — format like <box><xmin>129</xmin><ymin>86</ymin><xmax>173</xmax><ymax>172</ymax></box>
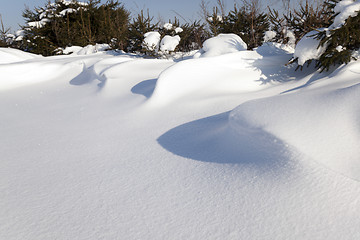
<box><xmin>1</xmin><ymin>43</ymin><xmax>360</xmax><ymax>239</ymax></box>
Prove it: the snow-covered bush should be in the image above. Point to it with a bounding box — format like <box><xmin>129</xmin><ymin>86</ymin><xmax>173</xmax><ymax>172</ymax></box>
<box><xmin>160</xmin><ymin>35</ymin><xmax>180</xmax><ymax>52</ymax></box>
<box><xmin>293</xmin><ymin>30</ymin><xmax>328</xmax><ymax>66</ymax></box>
<box><xmin>142</xmin><ymin>31</ymin><xmax>161</xmax><ymax>54</ymax></box>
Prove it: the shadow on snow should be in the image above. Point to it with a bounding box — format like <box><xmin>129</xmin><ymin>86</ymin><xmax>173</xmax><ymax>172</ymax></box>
<box><xmin>157</xmin><ymin>112</ymin><xmax>291</xmax><ymax>169</ymax></box>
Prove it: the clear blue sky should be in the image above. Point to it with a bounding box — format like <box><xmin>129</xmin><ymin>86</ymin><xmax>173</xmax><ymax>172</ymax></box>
<box><xmin>0</xmin><ymin>0</ymin><xmax>233</xmax><ymax>32</ymax></box>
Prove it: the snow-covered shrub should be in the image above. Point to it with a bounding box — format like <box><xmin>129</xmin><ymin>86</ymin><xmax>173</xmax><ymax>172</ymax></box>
<box><xmin>160</xmin><ymin>35</ymin><xmax>180</xmax><ymax>52</ymax></box>
<box><xmin>293</xmin><ymin>30</ymin><xmax>328</xmax><ymax>66</ymax></box>
<box><xmin>142</xmin><ymin>31</ymin><xmax>161</xmax><ymax>54</ymax></box>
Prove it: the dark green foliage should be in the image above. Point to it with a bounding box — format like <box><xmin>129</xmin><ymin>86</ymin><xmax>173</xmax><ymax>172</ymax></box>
<box><xmin>268</xmin><ymin>1</ymin><xmax>332</xmax><ymax>45</ymax></box>
<box><xmin>206</xmin><ymin>7</ymin><xmax>225</xmax><ymax>36</ymax></box>
<box><xmin>206</xmin><ymin>4</ymin><xmax>269</xmax><ymax>49</ymax></box>
<box><xmin>316</xmin><ymin>9</ymin><xmax>360</xmax><ymax>71</ymax></box>
<box><xmin>127</xmin><ymin>10</ymin><xmax>158</xmax><ymax>53</ymax></box>
<box><xmin>176</xmin><ymin>21</ymin><xmax>209</xmax><ymax>52</ymax></box>
<box><xmin>19</xmin><ymin>0</ymin><xmax>130</xmax><ymax>55</ymax></box>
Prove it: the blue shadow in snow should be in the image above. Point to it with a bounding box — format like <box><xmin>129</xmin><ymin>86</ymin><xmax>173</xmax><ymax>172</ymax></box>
<box><xmin>157</xmin><ymin>112</ymin><xmax>290</xmax><ymax>168</ymax></box>
<box><xmin>131</xmin><ymin>79</ymin><xmax>157</xmax><ymax>98</ymax></box>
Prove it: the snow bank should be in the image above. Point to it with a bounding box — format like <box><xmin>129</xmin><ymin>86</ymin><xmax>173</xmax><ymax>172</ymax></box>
<box><xmin>0</xmin><ymin>48</ymin><xmax>41</xmax><ymax>64</ymax></box>
<box><xmin>143</xmin><ymin>31</ymin><xmax>161</xmax><ymax>51</ymax></box>
<box><xmin>2</xmin><ymin>43</ymin><xmax>360</xmax><ymax>240</ymax></box>
<box><xmin>195</xmin><ymin>34</ymin><xmax>247</xmax><ymax>58</ymax></box>
<box><xmin>229</xmin><ymin>61</ymin><xmax>360</xmax><ymax>180</ymax></box>
<box><xmin>160</xmin><ymin>35</ymin><xmax>180</xmax><ymax>52</ymax></box>
<box><xmin>294</xmin><ymin>31</ymin><xmax>327</xmax><ymax>66</ymax></box>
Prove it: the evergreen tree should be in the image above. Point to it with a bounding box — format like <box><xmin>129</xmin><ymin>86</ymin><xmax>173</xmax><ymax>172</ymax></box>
<box><xmin>268</xmin><ymin>0</ymin><xmax>331</xmax><ymax>45</ymax></box>
<box><xmin>316</xmin><ymin>0</ymin><xmax>360</xmax><ymax>71</ymax></box>
<box><xmin>127</xmin><ymin>10</ymin><xmax>158</xmax><ymax>53</ymax></box>
<box><xmin>206</xmin><ymin>3</ymin><xmax>269</xmax><ymax>49</ymax></box>
<box><xmin>18</xmin><ymin>0</ymin><xmax>130</xmax><ymax>55</ymax></box>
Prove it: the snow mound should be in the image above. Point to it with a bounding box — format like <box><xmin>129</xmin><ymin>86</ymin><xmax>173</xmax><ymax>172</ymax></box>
<box><xmin>195</xmin><ymin>33</ymin><xmax>247</xmax><ymax>58</ymax></box>
<box><xmin>160</xmin><ymin>35</ymin><xmax>180</xmax><ymax>52</ymax></box>
<box><xmin>0</xmin><ymin>48</ymin><xmax>41</xmax><ymax>64</ymax></box>
<box><xmin>149</xmin><ymin>50</ymin><xmax>265</xmax><ymax>106</ymax></box>
<box><xmin>229</xmin><ymin>61</ymin><xmax>360</xmax><ymax>180</ymax></box>
<box><xmin>294</xmin><ymin>31</ymin><xmax>327</xmax><ymax>66</ymax></box>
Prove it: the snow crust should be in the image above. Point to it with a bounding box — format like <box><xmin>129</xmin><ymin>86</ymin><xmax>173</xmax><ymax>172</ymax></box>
<box><xmin>195</xmin><ymin>34</ymin><xmax>247</xmax><ymax>58</ymax></box>
<box><xmin>1</xmin><ymin>44</ymin><xmax>360</xmax><ymax>239</ymax></box>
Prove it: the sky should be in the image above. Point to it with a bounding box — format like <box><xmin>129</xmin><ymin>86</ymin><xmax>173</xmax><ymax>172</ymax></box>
<box><xmin>0</xmin><ymin>0</ymin><xmax>232</xmax><ymax>33</ymax></box>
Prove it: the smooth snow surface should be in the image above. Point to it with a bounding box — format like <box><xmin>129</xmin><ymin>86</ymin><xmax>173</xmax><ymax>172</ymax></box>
<box><xmin>1</xmin><ymin>45</ymin><xmax>360</xmax><ymax>239</ymax></box>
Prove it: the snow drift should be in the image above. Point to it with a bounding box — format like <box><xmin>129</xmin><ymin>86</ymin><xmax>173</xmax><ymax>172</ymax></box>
<box><xmin>194</xmin><ymin>33</ymin><xmax>247</xmax><ymax>58</ymax></box>
<box><xmin>1</xmin><ymin>42</ymin><xmax>360</xmax><ymax>240</ymax></box>
<box><xmin>0</xmin><ymin>48</ymin><xmax>41</xmax><ymax>64</ymax></box>
<box><xmin>230</xmin><ymin>60</ymin><xmax>360</xmax><ymax>180</ymax></box>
